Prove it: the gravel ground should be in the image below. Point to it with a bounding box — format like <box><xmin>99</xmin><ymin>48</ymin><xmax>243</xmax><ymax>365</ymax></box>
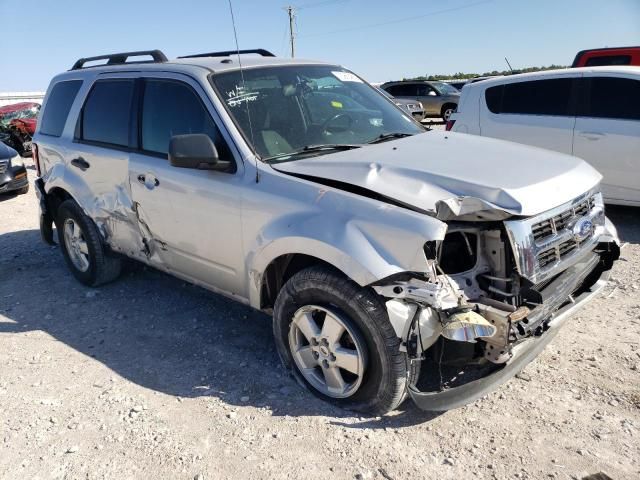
<box><xmin>1</xmin><ymin>158</ymin><xmax>639</xmax><ymax>480</ymax></box>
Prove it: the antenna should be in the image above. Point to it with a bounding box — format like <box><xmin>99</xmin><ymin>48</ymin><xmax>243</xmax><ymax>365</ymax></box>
<box><xmin>504</xmin><ymin>57</ymin><xmax>514</xmax><ymax>73</ymax></box>
<box><xmin>227</xmin><ymin>0</ymin><xmax>260</xmax><ymax>183</ymax></box>
<box><xmin>285</xmin><ymin>6</ymin><xmax>296</xmax><ymax>58</ymax></box>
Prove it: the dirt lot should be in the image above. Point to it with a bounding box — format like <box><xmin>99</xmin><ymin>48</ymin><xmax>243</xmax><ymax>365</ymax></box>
<box><xmin>1</xmin><ymin>158</ymin><xmax>639</xmax><ymax>480</ymax></box>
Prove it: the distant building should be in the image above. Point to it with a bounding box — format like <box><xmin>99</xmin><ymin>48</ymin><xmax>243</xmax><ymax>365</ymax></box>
<box><xmin>0</xmin><ymin>91</ymin><xmax>45</xmax><ymax>107</ymax></box>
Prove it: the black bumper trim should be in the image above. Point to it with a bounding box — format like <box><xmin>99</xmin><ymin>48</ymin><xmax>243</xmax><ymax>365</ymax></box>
<box><xmin>408</xmin><ymin>257</ymin><xmax>611</xmax><ymax>411</ymax></box>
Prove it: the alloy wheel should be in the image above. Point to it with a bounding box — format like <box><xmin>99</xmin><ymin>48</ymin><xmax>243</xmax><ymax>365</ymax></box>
<box><xmin>288</xmin><ymin>305</ymin><xmax>367</xmax><ymax>398</ymax></box>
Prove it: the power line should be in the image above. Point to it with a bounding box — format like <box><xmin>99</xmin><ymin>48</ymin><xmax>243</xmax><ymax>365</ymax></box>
<box><xmin>298</xmin><ymin>0</ymin><xmax>493</xmax><ymax>38</ymax></box>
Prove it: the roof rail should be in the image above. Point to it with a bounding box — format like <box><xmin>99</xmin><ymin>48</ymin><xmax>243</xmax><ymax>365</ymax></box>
<box><xmin>71</xmin><ymin>50</ymin><xmax>168</xmax><ymax>70</ymax></box>
<box><xmin>178</xmin><ymin>49</ymin><xmax>275</xmax><ymax>59</ymax></box>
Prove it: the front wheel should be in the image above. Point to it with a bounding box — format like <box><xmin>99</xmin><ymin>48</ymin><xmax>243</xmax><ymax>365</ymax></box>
<box><xmin>273</xmin><ymin>266</ymin><xmax>416</xmax><ymax>414</ymax></box>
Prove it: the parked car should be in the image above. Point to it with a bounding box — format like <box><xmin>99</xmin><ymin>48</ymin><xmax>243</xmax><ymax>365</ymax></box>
<box><xmin>33</xmin><ymin>49</ymin><xmax>619</xmax><ymax>414</ymax></box>
<box><xmin>378</xmin><ymin>88</ymin><xmax>425</xmax><ymax>121</ymax></box>
<box><xmin>0</xmin><ymin>141</ymin><xmax>29</xmax><ymax>195</ymax></box>
<box><xmin>449</xmin><ymin>66</ymin><xmax>640</xmax><ymax>206</ymax></box>
<box><xmin>573</xmin><ymin>46</ymin><xmax>640</xmax><ymax>67</ymax></box>
<box><xmin>380</xmin><ymin>80</ymin><xmax>460</xmax><ymax>121</ymax></box>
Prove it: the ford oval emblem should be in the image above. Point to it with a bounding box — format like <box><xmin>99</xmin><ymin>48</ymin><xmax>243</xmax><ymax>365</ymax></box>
<box><xmin>573</xmin><ymin>217</ymin><xmax>593</xmax><ymax>242</ymax></box>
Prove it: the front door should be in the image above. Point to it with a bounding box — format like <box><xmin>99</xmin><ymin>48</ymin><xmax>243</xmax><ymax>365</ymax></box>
<box><xmin>128</xmin><ymin>74</ymin><xmax>246</xmax><ymax>296</ymax></box>
<box><xmin>416</xmin><ymin>83</ymin><xmax>440</xmax><ymax>115</ymax></box>
<box><xmin>573</xmin><ymin>75</ymin><xmax>640</xmax><ymax>205</ymax></box>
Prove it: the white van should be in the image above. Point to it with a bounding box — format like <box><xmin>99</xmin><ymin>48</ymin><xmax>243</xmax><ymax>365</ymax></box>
<box><xmin>449</xmin><ymin>67</ymin><xmax>640</xmax><ymax>206</ymax></box>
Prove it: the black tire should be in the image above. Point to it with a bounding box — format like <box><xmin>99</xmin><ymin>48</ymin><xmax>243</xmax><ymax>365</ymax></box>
<box><xmin>441</xmin><ymin>103</ymin><xmax>457</xmax><ymax>122</ymax></box>
<box><xmin>56</xmin><ymin>199</ymin><xmax>122</xmax><ymax>287</ymax></box>
<box><xmin>273</xmin><ymin>265</ymin><xmax>417</xmax><ymax>415</ymax></box>
<box><xmin>17</xmin><ymin>184</ymin><xmax>29</xmax><ymax>195</ymax></box>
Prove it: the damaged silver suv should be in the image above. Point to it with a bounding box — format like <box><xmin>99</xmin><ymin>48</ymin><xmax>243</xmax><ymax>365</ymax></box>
<box><xmin>33</xmin><ymin>49</ymin><xmax>620</xmax><ymax>414</ymax></box>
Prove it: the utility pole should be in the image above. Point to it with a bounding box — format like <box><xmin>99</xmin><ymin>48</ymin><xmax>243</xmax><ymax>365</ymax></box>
<box><xmin>286</xmin><ymin>5</ymin><xmax>296</xmax><ymax>58</ymax></box>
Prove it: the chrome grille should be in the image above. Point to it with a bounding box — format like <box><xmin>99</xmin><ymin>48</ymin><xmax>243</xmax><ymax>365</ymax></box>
<box><xmin>537</xmin><ymin>238</ymin><xmax>584</xmax><ymax>269</ymax></box>
<box><xmin>0</xmin><ymin>160</ymin><xmax>7</xmax><ymax>175</ymax></box>
<box><xmin>532</xmin><ymin>196</ymin><xmax>594</xmax><ymax>243</ymax></box>
<box><xmin>503</xmin><ymin>191</ymin><xmax>604</xmax><ymax>284</ymax></box>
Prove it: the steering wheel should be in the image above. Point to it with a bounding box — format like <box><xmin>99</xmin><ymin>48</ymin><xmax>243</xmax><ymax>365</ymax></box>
<box><xmin>322</xmin><ymin>113</ymin><xmax>353</xmax><ymax>134</ymax></box>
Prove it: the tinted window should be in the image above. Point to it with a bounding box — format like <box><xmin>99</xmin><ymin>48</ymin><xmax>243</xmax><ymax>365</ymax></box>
<box><xmin>39</xmin><ymin>80</ymin><xmax>82</xmax><ymax>137</ymax></box>
<box><xmin>585</xmin><ymin>77</ymin><xmax>640</xmax><ymax>120</ymax></box>
<box><xmin>81</xmin><ymin>80</ymin><xmax>134</xmax><ymax>146</ymax></box>
<box><xmin>585</xmin><ymin>55</ymin><xmax>631</xmax><ymax>67</ymax></box>
<box><xmin>416</xmin><ymin>84</ymin><xmax>436</xmax><ymax>96</ymax></box>
<box><xmin>141</xmin><ymin>80</ymin><xmax>230</xmax><ymax>159</ymax></box>
<box><xmin>385</xmin><ymin>84</ymin><xmax>417</xmax><ymax>97</ymax></box>
<box><xmin>484</xmin><ymin>78</ymin><xmax>573</xmax><ymax>116</ymax></box>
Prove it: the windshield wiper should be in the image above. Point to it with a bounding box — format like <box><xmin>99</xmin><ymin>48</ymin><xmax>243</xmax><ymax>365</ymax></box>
<box><xmin>264</xmin><ymin>143</ymin><xmax>362</xmax><ymax>162</ymax></box>
<box><xmin>367</xmin><ymin>132</ymin><xmax>414</xmax><ymax>144</ymax></box>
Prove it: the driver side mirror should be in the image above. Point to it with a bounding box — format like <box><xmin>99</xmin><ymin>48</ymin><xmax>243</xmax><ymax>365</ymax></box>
<box><xmin>168</xmin><ymin>134</ymin><xmax>231</xmax><ymax>171</ymax></box>
<box><xmin>427</xmin><ymin>90</ymin><xmax>437</xmax><ymax>96</ymax></box>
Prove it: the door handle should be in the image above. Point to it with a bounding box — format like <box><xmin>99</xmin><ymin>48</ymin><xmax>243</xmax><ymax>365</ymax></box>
<box><xmin>137</xmin><ymin>174</ymin><xmax>160</xmax><ymax>188</ymax></box>
<box><xmin>70</xmin><ymin>157</ymin><xmax>90</xmax><ymax>171</ymax></box>
<box><xmin>578</xmin><ymin>131</ymin><xmax>605</xmax><ymax>141</ymax></box>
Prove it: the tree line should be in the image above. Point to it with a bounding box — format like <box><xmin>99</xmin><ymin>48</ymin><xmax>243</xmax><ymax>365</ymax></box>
<box><xmin>406</xmin><ymin>65</ymin><xmax>568</xmax><ymax>81</ymax></box>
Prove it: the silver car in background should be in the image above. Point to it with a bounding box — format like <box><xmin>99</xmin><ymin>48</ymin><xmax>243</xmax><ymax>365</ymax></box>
<box><xmin>381</xmin><ymin>80</ymin><xmax>460</xmax><ymax>121</ymax></box>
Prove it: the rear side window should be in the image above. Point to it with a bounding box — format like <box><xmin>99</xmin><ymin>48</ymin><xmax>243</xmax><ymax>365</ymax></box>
<box><xmin>39</xmin><ymin>80</ymin><xmax>82</xmax><ymax>137</ymax></box>
<box><xmin>485</xmin><ymin>78</ymin><xmax>573</xmax><ymax>116</ymax></box>
<box><xmin>585</xmin><ymin>55</ymin><xmax>631</xmax><ymax>67</ymax></box>
<box><xmin>141</xmin><ymin>79</ymin><xmax>230</xmax><ymax>159</ymax></box>
<box><xmin>81</xmin><ymin>80</ymin><xmax>135</xmax><ymax>147</ymax></box>
<box><xmin>584</xmin><ymin>77</ymin><xmax>640</xmax><ymax>120</ymax></box>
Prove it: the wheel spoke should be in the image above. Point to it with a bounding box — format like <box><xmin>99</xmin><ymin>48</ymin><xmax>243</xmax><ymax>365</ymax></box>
<box><xmin>322</xmin><ymin>366</ymin><xmax>346</xmax><ymax>393</ymax></box>
<box><xmin>295</xmin><ymin>311</ymin><xmax>321</xmax><ymax>342</ymax></box>
<box><xmin>333</xmin><ymin>347</ymin><xmax>360</xmax><ymax>375</ymax></box>
<box><xmin>72</xmin><ymin>222</ymin><xmax>80</xmax><ymax>239</ymax></box>
<box><xmin>295</xmin><ymin>346</ymin><xmax>317</xmax><ymax>369</ymax></box>
<box><xmin>78</xmin><ymin>240</ymin><xmax>89</xmax><ymax>255</ymax></box>
<box><xmin>321</xmin><ymin>314</ymin><xmax>345</xmax><ymax>344</ymax></box>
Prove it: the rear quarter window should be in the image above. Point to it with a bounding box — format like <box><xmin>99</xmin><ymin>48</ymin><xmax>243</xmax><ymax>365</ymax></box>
<box><xmin>583</xmin><ymin>77</ymin><xmax>640</xmax><ymax>120</ymax></box>
<box><xmin>39</xmin><ymin>80</ymin><xmax>83</xmax><ymax>137</ymax></box>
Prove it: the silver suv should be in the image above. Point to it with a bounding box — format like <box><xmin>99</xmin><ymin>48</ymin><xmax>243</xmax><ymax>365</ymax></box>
<box><xmin>33</xmin><ymin>49</ymin><xmax>619</xmax><ymax>414</ymax></box>
<box><xmin>381</xmin><ymin>80</ymin><xmax>460</xmax><ymax>121</ymax></box>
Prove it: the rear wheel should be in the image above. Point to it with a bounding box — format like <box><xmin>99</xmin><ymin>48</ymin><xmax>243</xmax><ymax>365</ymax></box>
<box><xmin>56</xmin><ymin>199</ymin><xmax>122</xmax><ymax>287</ymax></box>
<box><xmin>273</xmin><ymin>265</ymin><xmax>416</xmax><ymax>414</ymax></box>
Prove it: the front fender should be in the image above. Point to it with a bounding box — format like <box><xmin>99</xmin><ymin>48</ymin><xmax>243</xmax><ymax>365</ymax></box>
<box><xmin>246</xmin><ymin>205</ymin><xmax>447</xmax><ymax>308</ymax></box>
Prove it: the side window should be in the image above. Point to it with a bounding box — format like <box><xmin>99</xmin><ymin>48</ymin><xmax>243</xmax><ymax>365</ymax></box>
<box><xmin>417</xmin><ymin>84</ymin><xmax>437</xmax><ymax>96</ymax></box>
<box><xmin>585</xmin><ymin>55</ymin><xmax>631</xmax><ymax>67</ymax></box>
<box><xmin>39</xmin><ymin>80</ymin><xmax>82</xmax><ymax>137</ymax></box>
<box><xmin>141</xmin><ymin>80</ymin><xmax>231</xmax><ymax>160</ymax></box>
<box><xmin>585</xmin><ymin>77</ymin><xmax>640</xmax><ymax>120</ymax></box>
<box><xmin>385</xmin><ymin>85</ymin><xmax>403</xmax><ymax>96</ymax></box>
<box><xmin>81</xmin><ymin>80</ymin><xmax>134</xmax><ymax>147</ymax></box>
<box><xmin>485</xmin><ymin>78</ymin><xmax>573</xmax><ymax>116</ymax></box>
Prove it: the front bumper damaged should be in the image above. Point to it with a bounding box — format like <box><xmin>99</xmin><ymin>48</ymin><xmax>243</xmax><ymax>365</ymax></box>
<box><xmin>376</xmin><ymin>239</ymin><xmax>619</xmax><ymax>411</ymax></box>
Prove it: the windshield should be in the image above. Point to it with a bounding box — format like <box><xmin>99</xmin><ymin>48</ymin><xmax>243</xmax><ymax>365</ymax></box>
<box><xmin>211</xmin><ymin>65</ymin><xmax>423</xmax><ymax>161</ymax></box>
<box><xmin>431</xmin><ymin>82</ymin><xmax>459</xmax><ymax>95</ymax></box>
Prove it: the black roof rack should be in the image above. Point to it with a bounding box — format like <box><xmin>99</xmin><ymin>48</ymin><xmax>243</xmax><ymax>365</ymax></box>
<box><xmin>178</xmin><ymin>49</ymin><xmax>275</xmax><ymax>59</ymax></box>
<box><xmin>71</xmin><ymin>50</ymin><xmax>168</xmax><ymax>70</ymax></box>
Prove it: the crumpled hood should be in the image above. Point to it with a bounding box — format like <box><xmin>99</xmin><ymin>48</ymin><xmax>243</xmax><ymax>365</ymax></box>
<box><xmin>272</xmin><ymin>131</ymin><xmax>602</xmax><ymax>219</ymax></box>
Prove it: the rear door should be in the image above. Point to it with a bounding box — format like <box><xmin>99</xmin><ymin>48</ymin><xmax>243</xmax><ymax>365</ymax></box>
<box><xmin>479</xmin><ymin>75</ymin><xmax>578</xmax><ymax>154</ymax></box>
<box><xmin>128</xmin><ymin>73</ymin><xmax>246</xmax><ymax>296</ymax></box>
<box><xmin>573</xmin><ymin>74</ymin><xmax>640</xmax><ymax>205</ymax></box>
<box><xmin>70</xmin><ymin>73</ymin><xmax>147</xmax><ymax>255</ymax></box>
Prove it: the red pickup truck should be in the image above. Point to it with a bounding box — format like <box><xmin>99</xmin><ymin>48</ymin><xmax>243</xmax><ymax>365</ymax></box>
<box><xmin>572</xmin><ymin>46</ymin><xmax>640</xmax><ymax>67</ymax></box>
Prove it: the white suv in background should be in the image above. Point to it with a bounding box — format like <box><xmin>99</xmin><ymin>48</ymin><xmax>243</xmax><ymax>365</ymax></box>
<box><xmin>449</xmin><ymin>67</ymin><xmax>640</xmax><ymax>206</ymax></box>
